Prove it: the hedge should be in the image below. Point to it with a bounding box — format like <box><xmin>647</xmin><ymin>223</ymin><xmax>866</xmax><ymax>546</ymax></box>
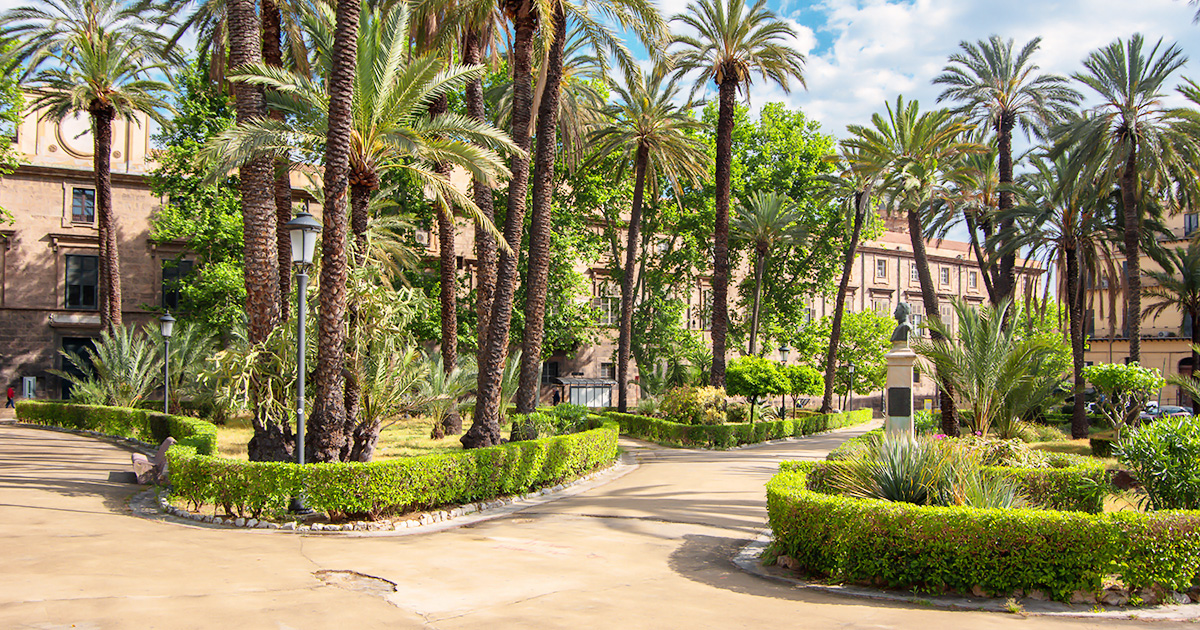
<box><xmin>607</xmin><ymin>408</ymin><xmax>872</xmax><ymax>449</ymax></box>
<box><xmin>16</xmin><ymin>400</ymin><xmax>217</xmax><ymax>455</ymax></box>
<box><xmin>767</xmin><ymin>466</ymin><xmax>1200</xmax><ymax>600</ymax></box>
<box><xmin>168</xmin><ymin>418</ymin><xmax>619</xmax><ymax>519</ymax></box>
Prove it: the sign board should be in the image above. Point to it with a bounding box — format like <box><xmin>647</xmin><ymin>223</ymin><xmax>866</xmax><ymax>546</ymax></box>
<box><xmin>923</xmin><ymin>399</ymin><xmax>933</xmax><ymax>412</ymax></box>
<box><xmin>21</xmin><ymin>376</ymin><xmax>36</xmax><ymax>398</ymax></box>
<box><xmin>887</xmin><ymin>387</ymin><xmax>912</xmax><ymax>417</ymax></box>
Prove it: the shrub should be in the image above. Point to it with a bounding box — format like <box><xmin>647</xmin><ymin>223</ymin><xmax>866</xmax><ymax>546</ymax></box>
<box><xmin>782</xmin><ymin>364</ymin><xmax>823</xmax><ymax>409</ymax></box>
<box><xmin>1083</xmin><ymin>363</ymin><xmax>1164</xmax><ymax>441</ymax></box>
<box><xmin>509</xmin><ymin>412</ymin><xmax>555</xmax><ymax>442</ymax></box>
<box><xmin>635</xmin><ymin>395</ymin><xmax>660</xmax><ymax>417</ymax></box>
<box><xmin>16</xmin><ymin>400</ymin><xmax>217</xmax><ymax>455</ymax></box>
<box><xmin>726</xmin><ymin>402</ymin><xmax>750</xmax><ymax>423</ymax></box>
<box><xmin>767</xmin><ymin>466</ymin><xmax>1200</xmax><ymax>600</ymax></box>
<box><xmin>660</xmin><ymin>386</ymin><xmax>726</xmax><ymax>425</ymax></box>
<box><xmin>608</xmin><ymin>409</ymin><xmax>872</xmax><ymax>449</ymax></box>
<box><xmin>548</xmin><ymin>404</ymin><xmax>591</xmax><ymax>434</ymax></box>
<box><xmin>725</xmin><ymin>356</ymin><xmax>788</xmax><ymax>420</ymax></box>
<box><xmin>170</xmin><ymin>419</ymin><xmax>620</xmax><ymax>518</ymax></box>
<box><xmin>1117</xmin><ymin>417</ymin><xmax>1200</xmax><ymax>511</ymax></box>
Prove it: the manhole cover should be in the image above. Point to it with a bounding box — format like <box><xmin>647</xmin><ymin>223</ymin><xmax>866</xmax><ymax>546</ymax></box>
<box><xmin>314</xmin><ymin>570</ymin><xmax>397</xmax><ymax>595</ymax></box>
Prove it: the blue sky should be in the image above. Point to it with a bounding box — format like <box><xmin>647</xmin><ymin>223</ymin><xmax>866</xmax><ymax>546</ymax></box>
<box><xmin>656</xmin><ymin>0</ymin><xmax>1200</xmax><ymax>141</ymax></box>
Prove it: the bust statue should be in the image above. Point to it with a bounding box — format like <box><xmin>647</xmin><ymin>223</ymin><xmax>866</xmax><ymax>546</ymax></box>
<box><xmin>891</xmin><ymin>303</ymin><xmax>914</xmax><ymax>342</ymax></box>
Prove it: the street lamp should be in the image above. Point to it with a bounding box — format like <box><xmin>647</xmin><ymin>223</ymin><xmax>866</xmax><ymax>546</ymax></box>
<box><xmin>847</xmin><ymin>363</ymin><xmax>856</xmax><ymax>412</ymax></box>
<box><xmin>286</xmin><ymin>211</ymin><xmax>320</xmax><ymax>514</ymax></box>
<box><xmin>778</xmin><ymin>344</ymin><xmax>790</xmax><ymax>416</ymax></box>
<box><xmin>159</xmin><ymin>313</ymin><xmax>175</xmax><ymax>414</ymax></box>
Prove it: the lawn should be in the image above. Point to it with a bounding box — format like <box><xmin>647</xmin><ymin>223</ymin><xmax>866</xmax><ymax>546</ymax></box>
<box><xmin>216</xmin><ymin>414</ymin><xmax>468</xmax><ymax>460</ymax></box>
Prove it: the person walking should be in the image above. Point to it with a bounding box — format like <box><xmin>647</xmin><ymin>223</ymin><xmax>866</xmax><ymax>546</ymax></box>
<box><xmin>5</xmin><ymin>385</ymin><xmax>14</xmax><ymax>408</ymax></box>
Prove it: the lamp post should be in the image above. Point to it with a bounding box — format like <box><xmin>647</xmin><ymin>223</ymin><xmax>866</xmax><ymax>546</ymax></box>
<box><xmin>847</xmin><ymin>362</ymin><xmax>856</xmax><ymax>412</ymax></box>
<box><xmin>159</xmin><ymin>313</ymin><xmax>175</xmax><ymax>414</ymax></box>
<box><xmin>286</xmin><ymin>211</ymin><xmax>320</xmax><ymax>514</ymax></box>
<box><xmin>778</xmin><ymin>344</ymin><xmax>790</xmax><ymax>415</ymax></box>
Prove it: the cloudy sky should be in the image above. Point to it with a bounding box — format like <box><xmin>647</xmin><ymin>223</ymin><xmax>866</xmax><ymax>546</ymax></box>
<box><xmin>656</xmin><ymin>0</ymin><xmax>1200</xmax><ymax>141</ymax></box>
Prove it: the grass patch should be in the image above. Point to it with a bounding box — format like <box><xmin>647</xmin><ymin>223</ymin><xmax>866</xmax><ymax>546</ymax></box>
<box><xmin>216</xmin><ymin>415</ymin><xmax>464</xmax><ymax>460</ymax></box>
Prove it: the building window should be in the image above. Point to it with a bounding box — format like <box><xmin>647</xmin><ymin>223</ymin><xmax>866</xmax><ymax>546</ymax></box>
<box><xmin>699</xmin><ymin>289</ymin><xmax>713</xmax><ymax>330</ymax></box>
<box><xmin>804</xmin><ymin>306</ymin><xmax>814</xmax><ymax>324</ymax></box>
<box><xmin>872</xmin><ymin>299</ymin><xmax>889</xmax><ymax>314</ymax></box>
<box><xmin>913</xmin><ymin>366</ymin><xmax>921</xmax><ymax>383</ymax></box>
<box><xmin>591</xmin><ymin>279</ymin><xmax>620</xmax><ymax>327</ymax></box>
<box><xmin>65</xmin><ymin>255</ymin><xmax>98</xmax><ymax>310</ymax></box>
<box><xmin>1187</xmin><ymin>213</ymin><xmax>1200</xmax><ymax>237</ymax></box>
<box><xmin>968</xmin><ymin>271</ymin><xmax>977</xmax><ymax>289</ymax></box>
<box><xmin>570</xmin><ymin>385</ymin><xmax>612</xmax><ymax>408</ymax></box>
<box><xmin>71</xmin><ymin>188</ymin><xmax>95</xmax><ymax>224</ymax></box>
<box><xmin>910</xmin><ymin>264</ymin><xmax>919</xmax><ymax>282</ymax></box>
<box><xmin>162</xmin><ymin>259</ymin><xmax>194</xmax><ymax>311</ymax></box>
<box><xmin>600</xmin><ymin>362</ymin><xmax>616</xmax><ymax>379</ymax></box>
<box><xmin>940</xmin><ymin>267</ymin><xmax>950</xmax><ymax>285</ymax></box>
<box><xmin>875</xmin><ymin>259</ymin><xmax>887</xmax><ymax>278</ymax></box>
<box><xmin>541</xmin><ymin>361</ymin><xmax>560</xmax><ymax>384</ymax></box>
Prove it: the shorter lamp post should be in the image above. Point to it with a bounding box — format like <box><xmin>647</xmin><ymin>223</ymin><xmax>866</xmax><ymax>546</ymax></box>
<box><xmin>847</xmin><ymin>363</ymin><xmax>856</xmax><ymax>412</ymax></box>
<box><xmin>286</xmin><ymin>211</ymin><xmax>321</xmax><ymax>514</ymax></box>
<box><xmin>778</xmin><ymin>344</ymin><xmax>790</xmax><ymax>415</ymax></box>
<box><xmin>159</xmin><ymin>313</ymin><xmax>175</xmax><ymax>414</ymax></box>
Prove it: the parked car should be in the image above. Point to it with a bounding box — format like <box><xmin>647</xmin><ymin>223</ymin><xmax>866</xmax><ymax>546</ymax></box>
<box><xmin>1140</xmin><ymin>404</ymin><xmax>1193</xmax><ymax>421</ymax></box>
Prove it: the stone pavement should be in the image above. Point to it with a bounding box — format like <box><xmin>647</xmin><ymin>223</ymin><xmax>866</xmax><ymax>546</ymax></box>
<box><xmin>0</xmin><ymin>422</ymin><xmax>1154</xmax><ymax>629</ymax></box>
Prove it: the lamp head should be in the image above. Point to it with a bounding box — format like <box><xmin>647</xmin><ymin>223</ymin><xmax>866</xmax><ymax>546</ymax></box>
<box><xmin>778</xmin><ymin>344</ymin><xmax>790</xmax><ymax>363</ymax></box>
<box><xmin>286</xmin><ymin>212</ymin><xmax>322</xmax><ymax>266</ymax></box>
<box><xmin>159</xmin><ymin>313</ymin><xmax>176</xmax><ymax>339</ymax></box>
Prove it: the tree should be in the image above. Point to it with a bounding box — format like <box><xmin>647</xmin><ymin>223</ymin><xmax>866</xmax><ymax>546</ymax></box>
<box><xmin>587</xmin><ymin>64</ymin><xmax>708</xmax><ymax>412</ymax></box>
<box><xmin>671</xmin><ymin>0</ymin><xmax>806</xmax><ymax>388</ymax></box>
<box><xmin>782</xmin><ymin>363</ymin><xmax>822</xmax><ymax>410</ymax></box>
<box><xmin>790</xmin><ymin>309</ymin><xmax>890</xmax><ymax>406</ymax></box>
<box><xmin>731</xmin><ymin>191</ymin><xmax>804</xmax><ymax>356</ymax></box>
<box><xmin>1052</xmin><ymin>34</ymin><xmax>1200</xmax><ymax>364</ymax></box>
<box><xmin>0</xmin><ymin>0</ymin><xmax>176</xmax><ymax>332</ymax></box>
<box><xmin>1084</xmin><ymin>362</ymin><xmax>1164</xmax><ymax>441</ymax></box>
<box><xmin>724</xmin><ymin>355</ymin><xmax>787</xmax><ymax>422</ymax></box>
<box><xmin>842</xmin><ymin>96</ymin><xmax>979</xmax><ymax>435</ymax></box>
<box><xmin>1144</xmin><ymin>242</ymin><xmax>1200</xmax><ymax>415</ymax></box>
<box><xmin>934</xmin><ymin>35</ymin><xmax>1080</xmax><ymax>305</ymax></box>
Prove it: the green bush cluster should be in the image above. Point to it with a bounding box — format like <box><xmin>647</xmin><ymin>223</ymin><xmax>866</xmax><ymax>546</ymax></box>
<box><xmin>169</xmin><ymin>419</ymin><xmax>619</xmax><ymax>519</ymax></box>
<box><xmin>659</xmin><ymin>386</ymin><xmax>728</xmax><ymax>425</ymax></box>
<box><xmin>510</xmin><ymin>405</ymin><xmax>594</xmax><ymax>442</ymax></box>
<box><xmin>16</xmin><ymin>401</ymin><xmax>216</xmax><ymax>455</ymax></box>
<box><xmin>1117</xmin><ymin>417</ymin><xmax>1200</xmax><ymax>510</ymax></box>
<box><xmin>608</xmin><ymin>409</ymin><xmax>871</xmax><ymax>449</ymax></box>
<box><xmin>767</xmin><ymin>466</ymin><xmax>1200</xmax><ymax>600</ymax></box>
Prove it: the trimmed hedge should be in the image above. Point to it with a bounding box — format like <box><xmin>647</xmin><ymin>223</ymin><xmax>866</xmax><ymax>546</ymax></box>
<box><xmin>767</xmin><ymin>465</ymin><xmax>1200</xmax><ymax>600</ymax></box>
<box><xmin>607</xmin><ymin>408</ymin><xmax>872</xmax><ymax>449</ymax></box>
<box><xmin>16</xmin><ymin>400</ymin><xmax>217</xmax><ymax>455</ymax></box>
<box><xmin>168</xmin><ymin>418</ymin><xmax>619</xmax><ymax>519</ymax></box>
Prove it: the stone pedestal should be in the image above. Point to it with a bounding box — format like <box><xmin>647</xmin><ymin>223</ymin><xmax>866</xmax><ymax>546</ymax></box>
<box><xmin>884</xmin><ymin>339</ymin><xmax>917</xmax><ymax>438</ymax></box>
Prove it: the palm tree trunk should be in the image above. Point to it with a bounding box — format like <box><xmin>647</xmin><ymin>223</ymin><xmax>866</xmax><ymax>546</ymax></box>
<box><xmin>1192</xmin><ymin>307</ymin><xmax>1199</xmax><ymax>415</ymax></box>
<box><xmin>749</xmin><ymin>245</ymin><xmax>767</xmax><ymax>356</ymax></box>
<box><xmin>821</xmin><ymin>193</ymin><xmax>866</xmax><ymax>413</ymax></box>
<box><xmin>710</xmin><ymin>77</ymin><xmax>738</xmax><ymax>388</ymax></box>
<box><xmin>908</xmin><ymin>208</ymin><xmax>959</xmax><ymax>436</ymax></box>
<box><xmin>91</xmin><ymin>106</ymin><xmax>120</xmax><ymax>331</ymax></box>
<box><xmin>464</xmin><ymin>0</ymin><xmax>536</xmax><ymax>449</ymax></box>
<box><xmin>308</xmin><ymin>0</ymin><xmax>360</xmax><ymax>463</ymax></box>
<box><xmin>435</xmin><ymin>169</ymin><xmax>460</xmax><ymax>436</ymax></box>
<box><xmin>1066</xmin><ymin>244</ymin><xmax>1088</xmax><ymax>438</ymax></box>
<box><xmin>263</xmin><ymin>0</ymin><xmax>293</xmax><ymax>320</ymax></box>
<box><xmin>617</xmin><ymin>144</ymin><xmax>649</xmax><ymax>413</ymax></box>
<box><xmin>996</xmin><ymin>114</ymin><xmax>1016</xmax><ymax>306</ymax></box>
<box><xmin>963</xmin><ymin>211</ymin><xmax>998</xmax><ymax>304</ymax></box>
<box><xmin>1121</xmin><ymin>146</ymin><xmax>1141</xmax><ymax>363</ymax></box>
<box><xmin>514</xmin><ymin>3</ymin><xmax>566</xmax><ymax>414</ymax></box>
<box><xmin>230</xmin><ymin>0</ymin><xmax>290</xmax><ymax>462</ymax></box>
<box><xmin>343</xmin><ymin>182</ymin><xmax>371</xmax><ymax>456</ymax></box>
<box><xmin>464</xmin><ymin>29</ymin><xmax>497</xmax><ymax>352</ymax></box>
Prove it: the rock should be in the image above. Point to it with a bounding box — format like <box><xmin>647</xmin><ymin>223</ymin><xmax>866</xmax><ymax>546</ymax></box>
<box><xmin>281</xmin><ymin>522</ymin><xmax>296</xmax><ymax>531</ymax></box>
<box><xmin>1101</xmin><ymin>590</ymin><xmax>1129</xmax><ymax>607</ymax></box>
<box><xmin>1168</xmin><ymin>591</ymin><xmax>1190</xmax><ymax>605</ymax></box>
<box><xmin>971</xmin><ymin>585</ymin><xmax>987</xmax><ymax>598</ymax></box>
<box><xmin>1137</xmin><ymin>588</ymin><xmax>1161</xmax><ymax>605</ymax></box>
<box><xmin>213</xmin><ymin>517</ymin><xmax>224</xmax><ymax>526</ymax></box>
<box><xmin>1070</xmin><ymin>590</ymin><xmax>1095</xmax><ymax>604</ymax></box>
<box><xmin>1111</xmin><ymin>469</ymin><xmax>1140</xmax><ymax>490</ymax></box>
<box><xmin>246</xmin><ymin>518</ymin><xmax>258</xmax><ymax>528</ymax></box>
<box><xmin>1188</xmin><ymin>586</ymin><xmax>1200</xmax><ymax>602</ymax></box>
<box><xmin>233</xmin><ymin>518</ymin><xmax>245</xmax><ymax>527</ymax></box>
<box><xmin>255</xmin><ymin>521</ymin><xmax>270</xmax><ymax>529</ymax></box>
<box><xmin>1026</xmin><ymin>590</ymin><xmax>1047</xmax><ymax>601</ymax></box>
<box><xmin>265</xmin><ymin>522</ymin><xmax>279</xmax><ymax>529</ymax></box>
<box><xmin>775</xmin><ymin>555</ymin><xmax>798</xmax><ymax>570</ymax></box>
<box><xmin>311</xmin><ymin>523</ymin><xmax>324</xmax><ymax>531</ymax></box>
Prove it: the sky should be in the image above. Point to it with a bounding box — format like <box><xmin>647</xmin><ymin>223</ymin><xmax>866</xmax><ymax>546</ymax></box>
<box><xmin>654</xmin><ymin>0</ymin><xmax>1200</xmax><ymax>142</ymax></box>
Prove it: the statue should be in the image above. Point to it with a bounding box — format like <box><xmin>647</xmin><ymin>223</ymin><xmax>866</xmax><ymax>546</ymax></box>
<box><xmin>890</xmin><ymin>302</ymin><xmax>913</xmax><ymax>342</ymax></box>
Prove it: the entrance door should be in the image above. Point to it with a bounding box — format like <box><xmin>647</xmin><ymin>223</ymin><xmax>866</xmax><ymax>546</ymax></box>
<box><xmin>60</xmin><ymin>337</ymin><xmax>96</xmax><ymax>399</ymax></box>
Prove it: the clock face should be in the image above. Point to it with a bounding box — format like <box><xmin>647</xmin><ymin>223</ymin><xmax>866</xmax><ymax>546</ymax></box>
<box><xmin>56</xmin><ymin>112</ymin><xmax>94</xmax><ymax>157</ymax></box>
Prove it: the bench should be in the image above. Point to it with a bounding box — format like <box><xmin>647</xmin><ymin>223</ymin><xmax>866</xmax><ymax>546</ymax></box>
<box><xmin>131</xmin><ymin>437</ymin><xmax>176</xmax><ymax>485</ymax></box>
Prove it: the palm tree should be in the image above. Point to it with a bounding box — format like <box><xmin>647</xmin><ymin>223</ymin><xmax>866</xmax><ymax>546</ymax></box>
<box><xmin>1144</xmin><ymin>242</ymin><xmax>1200</xmax><ymax>414</ymax></box>
<box><xmin>670</xmin><ymin>0</ymin><xmax>806</xmax><ymax>388</ymax></box>
<box><xmin>585</xmin><ymin>64</ymin><xmax>708</xmax><ymax>413</ymax></box>
<box><xmin>814</xmin><ymin>146</ymin><xmax>876</xmax><ymax>413</ymax></box>
<box><xmin>929</xmin><ymin>134</ymin><xmax>1001</xmax><ymax>305</ymax></box>
<box><xmin>0</xmin><ymin>0</ymin><xmax>175</xmax><ymax>332</ymax></box>
<box><xmin>53</xmin><ymin>324</ymin><xmax>163</xmax><ymax>407</ymax></box>
<box><xmin>1052</xmin><ymin>34</ymin><xmax>1200</xmax><ymax>364</ymax></box>
<box><xmin>934</xmin><ymin>36</ymin><xmax>1080</xmax><ymax>305</ymax></box>
<box><xmin>732</xmin><ymin>191</ymin><xmax>804</xmax><ymax>356</ymax></box>
<box><xmin>842</xmin><ymin>96</ymin><xmax>979</xmax><ymax>435</ymax></box>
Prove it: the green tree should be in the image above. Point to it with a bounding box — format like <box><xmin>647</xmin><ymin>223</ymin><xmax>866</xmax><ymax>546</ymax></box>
<box><xmin>671</xmin><ymin>0</ymin><xmax>806</xmax><ymax>388</ymax></box>
<box><xmin>1052</xmin><ymin>34</ymin><xmax>1200</xmax><ymax>364</ymax></box>
<box><xmin>1144</xmin><ymin>242</ymin><xmax>1200</xmax><ymax>415</ymax></box>
<box><xmin>725</xmin><ymin>355</ymin><xmax>787</xmax><ymax>422</ymax></box>
<box><xmin>790</xmin><ymin>309</ymin><xmax>890</xmax><ymax>407</ymax></box>
<box><xmin>1</xmin><ymin>0</ymin><xmax>176</xmax><ymax>332</ymax></box>
<box><xmin>782</xmin><ymin>363</ymin><xmax>822</xmax><ymax>410</ymax></box>
<box><xmin>1084</xmin><ymin>362</ymin><xmax>1164</xmax><ymax>441</ymax></box>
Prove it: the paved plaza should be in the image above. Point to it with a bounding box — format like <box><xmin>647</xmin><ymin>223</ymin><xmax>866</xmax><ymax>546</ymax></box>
<box><xmin>0</xmin><ymin>420</ymin><xmax>1154</xmax><ymax>629</ymax></box>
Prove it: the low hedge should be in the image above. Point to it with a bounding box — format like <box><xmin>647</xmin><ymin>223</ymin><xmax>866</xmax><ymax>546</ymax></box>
<box><xmin>607</xmin><ymin>408</ymin><xmax>871</xmax><ymax>449</ymax></box>
<box><xmin>767</xmin><ymin>465</ymin><xmax>1200</xmax><ymax>600</ymax></box>
<box><xmin>168</xmin><ymin>418</ymin><xmax>619</xmax><ymax>519</ymax></box>
<box><xmin>16</xmin><ymin>400</ymin><xmax>217</xmax><ymax>455</ymax></box>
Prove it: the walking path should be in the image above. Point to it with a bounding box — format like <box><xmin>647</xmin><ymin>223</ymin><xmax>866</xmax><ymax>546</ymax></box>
<box><xmin>0</xmin><ymin>421</ymin><xmax>1146</xmax><ymax>629</ymax></box>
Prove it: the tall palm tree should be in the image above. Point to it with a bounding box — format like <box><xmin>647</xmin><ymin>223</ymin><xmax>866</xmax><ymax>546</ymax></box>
<box><xmin>1052</xmin><ymin>34</ymin><xmax>1200</xmax><ymax>364</ymax></box>
<box><xmin>842</xmin><ymin>96</ymin><xmax>979</xmax><ymax>435</ymax></box>
<box><xmin>586</xmin><ymin>64</ymin><xmax>708</xmax><ymax>412</ymax></box>
<box><xmin>814</xmin><ymin>146</ymin><xmax>876</xmax><ymax>413</ymax></box>
<box><xmin>930</xmin><ymin>134</ymin><xmax>1001</xmax><ymax>305</ymax></box>
<box><xmin>670</xmin><ymin>0</ymin><xmax>806</xmax><ymax>388</ymax></box>
<box><xmin>934</xmin><ymin>36</ymin><xmax>1080</xmax><ymax>305</ymax></box>
<box><xmin>732</xmin><ymin>191</ymin><xmax>804</xmax><ymax>356</ymax></box>
<box><xmin>1144</xmin><ymin>242</ymin><xmax>1200</xmax><ymax>415</ymax></box>
<box><xmin>0</xmin><ymin>0</ymin><xmax>175</xmax><ymax>333</ymax></box>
